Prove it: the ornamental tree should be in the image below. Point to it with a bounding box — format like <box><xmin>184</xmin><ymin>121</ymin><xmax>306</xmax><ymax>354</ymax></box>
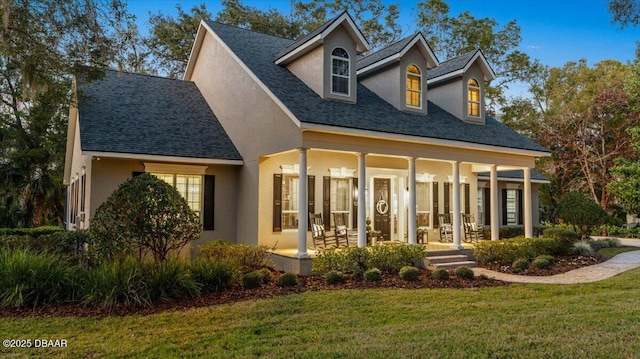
<box><xmin>89</xmin><ymin>174</ymin><xmax>201</xmax><ymax>262</ymax></box>
<box><xmin>557</xmin><ymin>192</ymin><xmax>608</xmax><ymax>238</ymax></box>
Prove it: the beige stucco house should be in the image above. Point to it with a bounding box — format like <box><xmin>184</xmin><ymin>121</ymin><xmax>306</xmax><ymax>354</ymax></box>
<box><xmin>64</xmin><ymin>12</ymin><xmax>550</xmax><ymax>262</ymax></box>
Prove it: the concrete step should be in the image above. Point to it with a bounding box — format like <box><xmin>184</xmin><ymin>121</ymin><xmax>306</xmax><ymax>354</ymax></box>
<box><xmin>426</xmin><ymin>254</ymin><xmax>469</xmax><ymax>264</ymax></box>
<box><xmin>426</xmin><ymin>249</ymin><xmax>463</xmax><ymax>257</ymax></box>
<box><xmin>429</xmin><ymin>261</ymin><xmax>477</xmax><ymax>271</ymax></box>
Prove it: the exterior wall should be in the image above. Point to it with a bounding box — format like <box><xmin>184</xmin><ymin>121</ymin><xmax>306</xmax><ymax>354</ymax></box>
<box><xmin>67</xmin><ymin>115</ymin><xmax>93</xmax><ymax>230</ymax></box>
<box><xmin>399</xmin><ymin>46</ymin><xmax>429</xmax><ymax>115</ymax></box>
<box><xmin>323</xmin><ymin>24</ymin><xmax>358</xmax><ymax>103</ymax></box>
<box><xmin>286</xmin><ymin>45</ymin><xmax>324</xmax><ymax>97</ymax></box>
<box><xmin>189</xmin><ymin>30</ymin><xmax>303</xmax><ymax>244</ymax></box>
<box><xmin>426</xmin><ymin>77</ymin><xmax>463</xmax><ymax>120</ymax></box>
<box><xmin>462</xmin><ymin>62</ymin><xmax>486</xmax><ymax>124</ymax></box>
<box><xmin>360</xmin><ymin>63</ymin><xmax>401</xmax><ymax>110</ymax></box>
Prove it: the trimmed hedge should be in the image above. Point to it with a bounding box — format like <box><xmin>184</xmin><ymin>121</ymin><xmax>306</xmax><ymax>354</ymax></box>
<box><xmin>473</xmin><ymin>237</ymin><xmax>562</xmax><ymax>264</ymax></box>
<box><xmin>311</xmin><ymin>245</ymin><xmax>426</xmax><ymax>274</ymax></box>
<box><xmin>0</xmin><ymin>226</ymin><xmax>63</xmax><ymax>236</ymax></box>
<box><xmin>482</xmin><ymin>226</ymin><xmax>544</xmax><ymax>240</ymax></box>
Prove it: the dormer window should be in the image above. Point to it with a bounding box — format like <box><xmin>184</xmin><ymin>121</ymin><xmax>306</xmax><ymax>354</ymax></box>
<box><xmin>331</xmin><ymin>48</ymin><xmax>350</xmax><ymax>96</ymax></box>
<box><xmin>406</xmin><ymin>64</ymin><xmax>422</xmax><ymax>108</ymax></box>
<box><xmin>467</xmin><ymin>78</ymin><xmax>480</xmax><ymax>117</ymax></box>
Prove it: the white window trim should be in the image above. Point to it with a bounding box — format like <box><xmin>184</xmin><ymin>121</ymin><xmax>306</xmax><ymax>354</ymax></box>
<box><xmin>281</xmin><ymin>173</ymin><xmax>299</xmax><ymax>231</ymax></box>
<box><xmin>406</xmin><ymin>64</ymin><xmax>422</xmax><ymax>109</ymax></box>
<box><xmin>467</xmin><ymin>78</ymin><xmax>481</xmax><ymax>118</ymax></box>
<box><xmin>505</xmin><ymin>188</ymin><xmax>518</xmax><ymax>226</ymax></box>
<box><xmin>150</xmin><ymin>173</ymin><xmax>204</xmax><ymax>220</ymax></box>
<box><xmin>328</xmin><ymin>167</ymin><xmax>355</xmax><ymax>178</ymax></box>
<box><xmin>416</xmin><ymin>180</ymin><xmax>433</xmax><ymax>229</ymax></box>
<box><xmin>330</xmin><ymin>47</ymin><xmax>350</xmax><ymax>97</ymax></box>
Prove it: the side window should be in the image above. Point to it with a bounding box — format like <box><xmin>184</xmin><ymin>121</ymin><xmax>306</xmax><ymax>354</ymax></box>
<box><xmin>406</xmin><ymin>64</ymin><xmax>422</xmax><ymax>108</ymax></box>
<box><xmin>467</xmin><ymin>78</ymin><xmax>480</xmax><ymax>117</ymax></box>
<box><xmin>416</xmin><ymin>181</ymin><xmax>431</xmax><ymax>227</ymax></box>
<box><xmin>331</xmin><ymin>48</ymin><xmax>350</xmax><ymax>96</ymax></box>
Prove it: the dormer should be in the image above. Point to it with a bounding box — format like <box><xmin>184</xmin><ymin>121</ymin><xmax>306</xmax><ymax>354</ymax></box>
<box><xmin>427</xmin><ymin>50</ymin><xmax>495</xmax><ymax>124</ymax></box>
<box><xmin>274</xmin><ymin>12</ymin><xmax>369</xmax><ymax>103</ymax></box>
<box><xmin>356</xmin><ymin>33</ymin><xmax>438</xmax><ymax>115</ymax></box>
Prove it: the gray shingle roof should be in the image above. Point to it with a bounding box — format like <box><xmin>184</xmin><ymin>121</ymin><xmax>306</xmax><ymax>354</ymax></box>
<box><xmin>427</xmin><ymin>50</ymin><xmax>477</xmax><ymax>80</ymax></box>
<box><xmin>275</xmin><ymin>12</ymin><xmax>344</xmax><ymax>61</ymax></box>
<box><xmin>477</xmin><ymin>170</ymin><xmax>549</xmax><ymax>182</ymax></box>
<box><xmin>356</xmin><ymin>34</ymin><xmax>416</xmax><ymax>70</ymax></box>
<box><xmin>77</xmin><ymin>70</ymin><xmax>242</xmax><ymax>161</ymax></box>
<box><xmin>206</xmin><ymin>21</ymin><xmax>548</xmax><ymax>154</ymax></box>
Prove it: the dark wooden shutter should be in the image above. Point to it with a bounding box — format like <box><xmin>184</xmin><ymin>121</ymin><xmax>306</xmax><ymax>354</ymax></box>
<box><xmin>433</xmin><ymin>182</ymin><xmax>439</xmax><ymax>229</ymax></box>
<box><xmin>352</xmin><ymin>177</ymin><xmax>358</xmax><ymax>229</ymax></box>
<box><xmin>444</xmin><ymin>182</ymin><xmax>450</xmax><ymax>214</ymax></box>
<box><xmin>132</xmin><ymin>171</ymin><xmax>144</xmax><ymax>178</ymax></box>
<box><xmin>502</xmin><ymin>189</ymin><xmax>508</xmax><ymax>226</ymax></box>
<box><xmin>323</xmin><ymin>176</ymin><xmax>331</xmax><ymax>230</ymax></box>
<box><xmin>484</xmin><ymin>188</ymin><xmax>491</xmax><ymax>226</ymax></box>
<box><xmin>518</xmin><ymin>189</ymin><xmax>524</xmax><ymax>225</ymax></box>
<box><xmin>273</xmin><ymin>174</ymin><xmax>282</xmax><ymax>232</ymax></box>
<box><xmin>464</xmin><ymin>183</ymin><xmax>470</xmax><ymax>214</ymax></box>
<box><xmin>307</xmin><ymin>175</ymin><xmax>315</xmax><ymax>230</ymax></box>
<box><xmin>203</xmin><ymin>175</ymin><xmax>215</xmax><ymax>230</ymax></box>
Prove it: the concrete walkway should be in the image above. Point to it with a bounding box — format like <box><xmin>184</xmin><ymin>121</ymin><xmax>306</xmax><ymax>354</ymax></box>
<box><xmin>472</xmin><ymin>238</ymin><xmax>640</xmax><ymax>284</ymax></box>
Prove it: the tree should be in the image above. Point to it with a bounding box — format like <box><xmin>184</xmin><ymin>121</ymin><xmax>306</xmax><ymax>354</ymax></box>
<box><xmin>216</xmin><ymin>0</ymin><xmax>302</xmax><ymax>39</ymax></box>
<box><xmin>146</xmin><ymin>4</ymin><xmax>212</xmax><ymax>79</ymax></box>
<box><xmin>0</xmin><ymin>0</ymin><xmax>130</xmax><ymax>227</ymax></box>
<box><xmin>89</xmin><ymin>174</ymin><xmax>201</xmax><ymax>262</ymax></box>
<box><xmin>608</xmin><ymin>0</ymin><xmax>640</xmax><ymax>27</ymax></box>
<box><xmin>557</xmin><ymin>192</ymin><xmax>608</xmax><ymax>238</ymax></box>
<box><xmin>414</xmin><ymin>0</ymin><xmax>541</xmax><ymax>112</ymax></box>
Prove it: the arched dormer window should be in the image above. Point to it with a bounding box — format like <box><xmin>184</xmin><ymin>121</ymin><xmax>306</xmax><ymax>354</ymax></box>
<box><xmin>467</xmin><ymin>78</ymin><xmax>481</xmax><ymax>117</ymax></box>
<box><xmin>406</xmin><ymin>64</ymin><xmax>422</xmax><ymax>108</ymax></box>
<box><xmin>331</xmin><ymin>48</ymin><xmax>350</xmax><ymax>96</ymax></box>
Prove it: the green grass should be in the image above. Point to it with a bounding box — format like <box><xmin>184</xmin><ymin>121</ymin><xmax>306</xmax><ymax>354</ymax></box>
<box><xmin>598</xmin><ymin>246</ymin><xmax>639</xmax><ymax>259</ymax></box>
<box><xmin>3</xmin><ymin>268</ymin><xmax>640</xmax><ymax>358</ymax></box>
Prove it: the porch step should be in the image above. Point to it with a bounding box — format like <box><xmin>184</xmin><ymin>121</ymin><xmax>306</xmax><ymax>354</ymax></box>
<box><xmin>426</xmin><ymin>254</ymin><xmax>469</xmax><ymax>264</ymax></box>
<box><xmin>424</xmin><ymin>250</ymin><xmax>476</xmax><ymax>270</ymax></box>
<box><xmin>429</xmin><ymin>260</ymin><xmax>477</xmax><ymax>271</ymax></box>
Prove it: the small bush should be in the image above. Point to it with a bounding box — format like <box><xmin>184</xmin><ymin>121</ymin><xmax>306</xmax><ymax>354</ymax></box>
<box><xmin>542</xmin><ymin>228</ymin><xmax>580</xmax><ymax>254</ymax></box>
<box><xmin>242</xmin><ymin>271</ymin><xmax>264</xmax><ymax>289</ymax></box>
<box><xmin>454</xmin><ymin>267</ymin><xmax>474</xmax><ymax>279</ymax></box>
<box><xmin>572</xmin><ymin>241</ymin><xmax>595</xmax><ymax>257</ymax></box>
<box><xmin>399</xmin><ymin>266</ymin><xmax>420</xmax><ymax>281</ymax></box>
<box><xmin>0</xmin><ymin>248</ymin><xmax>76</xmax><ymax>307</ymax></box>
<box><xmin>145</xmin><ymin>260</ymin><xmax>200</xmax><ymax>302</ymax></box>
<box><xmin>532</xmin><ymin>255</ymin><xmax>554</xmax><ymax>269</ymax></box>
<box><xmin>278</xmin><ymin>272</ymin><xmax>298</xmax><ymax>287</ymax></box>
<box><xmin>190</xmin><ymin>258</ymin><xmax>240</xmax><ymax>293</ymax></box>
<box><xmin>432</xmin><ymin>268</ymin><xmax>449</xmax><ymax>280</ymax></box>
<box><xmin>363</xmin><ymin>268</ymin><xmax>382</xmax><ymax>282</ymax></box>
<box><xmin>600</xmin><ymin>237</ymin><xmax>622</xmax><ymax>248</ymax></box>
<box><xmin>325</xmin><ymin>270</ymin><xmax>346</xmax><ymax>284</ymax></box>
<box><xmin>258</xmin><ymin>268</ymin><xmax>273</xmax><ymax>283</ymax></box>
<box><xmin>82</xmin><ymin>257</ymin><xmax>149</xmax><ymax>309</ymax></box>
<box><xmin>512</xmin><ymin>258</ymin><xmax>529</xmax><ymax>272</ymax></box>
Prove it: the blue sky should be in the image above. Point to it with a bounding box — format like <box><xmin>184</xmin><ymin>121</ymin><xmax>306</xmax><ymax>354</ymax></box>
<box><xmin>129</xmin><ymin>0</ymin><xmax>639</xmax><ymax>96</ymax></box>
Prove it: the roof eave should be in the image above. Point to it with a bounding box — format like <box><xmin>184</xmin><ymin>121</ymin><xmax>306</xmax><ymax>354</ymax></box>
<box><xmin>356</xmin><ymin>33</ymin><xmax>439</xmax><ymax>77</ymax></box>
<box><xmin>82</xmin><ymin>151</ymin><xmax>244</xmax><ymax>166</ymax></box>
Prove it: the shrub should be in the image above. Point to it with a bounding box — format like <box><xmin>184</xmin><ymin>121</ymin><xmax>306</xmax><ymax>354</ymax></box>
<box><xmin>399</xmin><ymin>266</ymin><xmax>420</xmax><ymax>281</ymax></box>
<box><xmin>325</xmin><ymin>270</ymin><xmax>346</xmax><ymax>284</ymax></box>
<box><xmin>572</xmin><ymin>241</ymin><xmax>595</xmax><ymax>257</ymax></box>
<box><xmin>278</xmin><ymin>272</ymin><xmax>298</xmax><ymax>287</ymax></box>
<box><xmin>312</xmin><ymin>245</ymin><xmax>426</xmax><ymax>274</ymax></box>
<box><xmin>145</xmin><ymin>260</ymin><xmax>200</xmax><ymax>302</ymax></box>
<box><xmin>532</xmin><ymin>255</ymin><xmax>554</xmax><ymax>269</ymax></box>
<box><xmin>82</xmin><ymin>257</ymin><xmax>149</xmax><ymax>309</ymax></box>
<box><xmin>599</xmin><ymin>237</ymin><xmax>622</xmax><ymax>248</ymax></box>
<box><xmin>542</xmin><ymin>228</ymin><xmax>580</xmax><ymax>254</ymax></box>
<box><xmin>363</xmin><ymin>268</ymin><xmax>382</xmax><ymax>282</ymax></box>
<box><xmin>190</xmin><ymin>258</ymin><xmax>240</xmax><ymax>293</ymax></box>
<box><xmin>557</xmin><ymin>192</ymin><xmax>608</xmax><ymax>238</ymax></box>
<box><xmin>512</xmin><ymin>258</ymin><xmax>529</xmax><ymax>272</ymax></box>
<box><xmin>258</xmin><ymin>268</ymin><xmax>273</xmax><ymax>283</ymax></box>
<box><xmin>0</xmin><ymin>248</ymin><xmax>76</xmax><ymax>307</ymax></box>
<box><xmin>311</xmin><ymin>249</ymin><xmax>349</xmax><ymax>274</ymax></box>
<box><xmin>0</xmin><ymin>226</ymin><xmax>63</xmax><ymax>237</ymax></box>
<box><xmin>473</xmin><ymin>237</ymin><xmax>560</xmax><ymax>264</ymax></box>
<box><xmin>454</xmin><ymin>267</ymin><xmax>474</xmax><ymax>279</ymax></box>
<box><xmin>89</xmin><ymin>173</ymin><xmax>201</xmax><ymax>262</ymax></box>
<box><xmin>242</xmin><ymin>271</ymin><xmax>264</xmax><ymax>289</ymax></box>
<box><xmin>432</xmin><ymin>268</ymin><xmax>449</xmax><ymax>280</ymax></box>
<box><xmin>197</xmin><ymin>240</ymin><xmax>272</xmax><ymax>272</ymax></box>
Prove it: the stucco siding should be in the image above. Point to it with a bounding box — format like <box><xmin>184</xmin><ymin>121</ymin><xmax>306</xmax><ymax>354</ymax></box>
<box><xmin>360</xmin><ymin>63</ymin><xmax>401</xmax><ymax>110</ymax></box>
<box><xmin>428</xmin><ymin>78</ymin><xmax>463</xmax><ymax>120</ymax></box>
<box><xmin>286</xmin><ymin>45</ymin><xmax>324</xmax><ymax>97</ymax></box>
<box><xmin>323</xmin><ymin>24</ymin><xmax>358</xmax><ymax>102</ymax></box>
<box><xmin>68</xmin><ymin>114</ymin><xmax>93</xmax><ymax>229</ymax></box>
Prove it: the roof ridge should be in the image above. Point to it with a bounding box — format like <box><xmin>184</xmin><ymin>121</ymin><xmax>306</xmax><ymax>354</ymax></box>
<box><xmin>439</xmin><ymin>49</ymin><xmax>479</xmax><ymax>64</ymax></box>
<box><xmin>102</xmin><ymin>68</ymin><xmax>189</xmax><ymax>82</ymax></box>
<box><xmin>205</xmin><ymin>19</ymin><xmax>297</xmax><ymax>42</ymax></box>
<box><xmin>356</xmin><ymin>33</ymin><xmax>418</xmax><ymax>62</ymax></box>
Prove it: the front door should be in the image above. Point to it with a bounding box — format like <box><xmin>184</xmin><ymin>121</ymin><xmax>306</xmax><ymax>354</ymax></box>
<box><xmin>373</xmin><ymin>178</ymin><xmax>391</xmax><ymax>241</ymax></box>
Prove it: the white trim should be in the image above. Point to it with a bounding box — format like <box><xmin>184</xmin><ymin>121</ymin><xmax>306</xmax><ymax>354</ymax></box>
<box><xmin>417</xmin><ymin>173</ymin><xmax>436</xmax><ymax>182</ymax></box>
<box><xmin>183</xmin><ymin>22</ymin><xmax>206</xmax><ymax>80</ymax></box>
<box><xmin>476</xmin><ymin>176</ymin><xmax>549</xmax><ymax>184</ymax></box>
<box><xmin>300</xmin><ymin>123</ymin><xmax>551</xmax><ymax>157</ymax></box>
<box><xmin>329</xmin><ymin>167</ymin><xmax>356</xmax><ymax>178</ymax></box>
<box><xmin>143</xmin><ymin>162</ymin><xmax>207</xmax><ymax>175</ymax></box>
<box><xmin>330</xmin><ymin>47</ymin><xmax>351</xmax><ymax>97</ymax></box>
<box><xmin>274</xmin><ymin>35</ymin><xmax>322</xmax><ymax>65</ymax></box>
<box><xmin>82</xmin><ymin>151</ymin><xmax>243</xmax><ymax>166</ymax></box>
<box><xmin>405</xmin><ymin>63</ymin><xmax>422</xmax><ymax>109</ymax></box>
<box><xmin>447</xmin><ymin>175</ymin><xmax>468</xmax><ymax>184</ymax></box>
<box><xmin>356</xmin><ymin>33</ymin><xmax>439</xmax><ymax>76</ymax></box>
<box><xmin>467</xmin><ymin>77</ymin><xmax>481</xmax><ymax>118</ymax></box>
<box><xmin>506</xmin><ymin>183</ymin><xmax>523</xmax><ymax>190</ymax></box>
<box><xmin>191</xmin><ymin>21</ymin><xmax>302</xmax><ymax>128</ymax></box>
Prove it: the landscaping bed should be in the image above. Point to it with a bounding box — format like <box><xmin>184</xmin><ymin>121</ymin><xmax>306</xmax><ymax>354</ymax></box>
<box><xmin>477</xmin><ymin>254</ymin><xmax>603</xmax><ymax>276</ymax></box>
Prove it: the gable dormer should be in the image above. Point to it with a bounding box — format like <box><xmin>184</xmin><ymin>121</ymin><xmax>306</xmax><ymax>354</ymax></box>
<box><xmin>356</xmin><ymin>33</ymin><xmax>438</xmax><ymax>115</ymax></box>
<box><xmin>275</xmin><ymin>12</ymin><xmax>369</xmax><ymax>104</ymax></box>
<box><xmin>427</xmin><ymin>50</ymin><xmax>495</xmax><ymax>124</ymax></box>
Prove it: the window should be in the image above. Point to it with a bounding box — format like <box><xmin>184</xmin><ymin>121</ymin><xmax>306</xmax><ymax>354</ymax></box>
<box><xmin>151</xmin><ymin>173</ymin><xmax>203</xmax><ymax>217</ymax></box>
<box><xmin>506</xmin><ymin>189</ymin><xmax>517</xmax><ymax>225</ymax></box>
<box><xmin>281</xmin><ymin>174</ymin><xmax>299</xmax><ymax>230</ymax></box>
<box><xmin>467</xmin><ymin>78</ymin><xmax>480</xmax><ymax>117</ymax></box>
<box><xmin>331</xmin><ymin>48</ymin><xmax>350</xmax><ymax>96</ymax></box>
<box><xmin>330</xmin><ymin>178</ymin><xmax>350</xmax><ymax>227</ymax></box>
<box><xmin>406</xmin><ymin>65</ymin><xmax>422</xmax><ymax>108</ymax></box>
<box><xmin>477</xmin><ymin>189</ymin><xmax>484</xmax><ymax>225</ymax></box>
<box><xmin>416</xmin><ymin>182</ymin><xmax>431</xmax><ymax>227</ymax></box>
<box><xmin>80</xmin><ymin>173</ymin><xmax>86</xmax><ymax>215</ymax></box>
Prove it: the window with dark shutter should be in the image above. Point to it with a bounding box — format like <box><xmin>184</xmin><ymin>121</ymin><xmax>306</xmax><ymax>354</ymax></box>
<box><xmin>484</xmin><ymin>188</ymin><xmax>491</xmax><ymax>226</ymax></box>
<box><xmin>464</xmin><ymin>183</ymin><xmax>470</xmax><ymax>214</ymax></box>
<box><xmin>518</xmin><ymin>189</ymin><xmax>523</xmax><ymax>225</ymax></box>
<box><xmin>203</xmin><ymin>175</ymin><xmax>215</xmax><ymax>230</ymax></box>
<box><xmin>444</xmin><ymin>182</ymin><xmax>450</xmax><ymax>214</ymax></box>
<box><xmin>502</xmin><ymin>189</ymin><xmax>508</xmax><ymax>225</ymax></box>
<box><xmin>307</xmin><ymin>176</ymin><xmax>315</xmax><ymax>230</ymax></box>
<box><xmin>323</xmin><ymin>176</ymin><xmax>331</xmax><ymax>230</ymax></box>
<box><xmin>352</xmin><ymin>177</ymin><xmax>358</xmax><ymax>229</ymax></box>
<box><xmin>273</xmin><ymin>174</ymin><xmax>282</xmax><ymax>232</ymax></box>
<box><xmin>433</xmin><ymin>182</ymin><xmax>439</xmax><ymax>228</ymax></box>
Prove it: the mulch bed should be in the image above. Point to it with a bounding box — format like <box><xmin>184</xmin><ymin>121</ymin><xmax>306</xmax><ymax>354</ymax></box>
<box><xmin>477</xmin><ymin>254</ymin><xmax>603</xmax><ymax>276</ymax></box>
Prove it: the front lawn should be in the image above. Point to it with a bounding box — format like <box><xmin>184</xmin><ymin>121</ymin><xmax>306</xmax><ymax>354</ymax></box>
<box><xmin>2</xmin><ymin>268</ymin><xmax>640</xmax><ymax>358</ymax></box>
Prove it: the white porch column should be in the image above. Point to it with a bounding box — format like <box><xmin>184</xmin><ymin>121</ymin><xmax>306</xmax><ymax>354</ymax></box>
<box><xmin>452</xmin><ymin>161</ymin><xmax>462</xmax><ymax>249</ymax></box>
<box><xmin>357</xmin><ymin>153</ymin><xmax>367</xmax><ymax>248</ymax></box>
<box><xmin>490</xmin><ymin>165</ymin><xmax>499</xmax><ymax>240</ymax></box>
<box><xmin>296</xmin><ymin>148</ymin><xmax>308</xmax><ymax>258</ymax></box>
<box><xmin>408</xmin><ymin>157</ymin><xmax>417</xmax><ymax>244</ymax></box>
<box><xmin>524</xmin><ymin>167</ymin><xmax>533</xmax><ymax>238</ymax></box>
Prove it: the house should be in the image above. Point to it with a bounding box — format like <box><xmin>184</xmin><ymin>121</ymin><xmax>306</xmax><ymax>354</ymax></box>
<box><xmin>64</xmin><ymin>12</ymin><xmax>550</xmax><ymax>270</ymax></box>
